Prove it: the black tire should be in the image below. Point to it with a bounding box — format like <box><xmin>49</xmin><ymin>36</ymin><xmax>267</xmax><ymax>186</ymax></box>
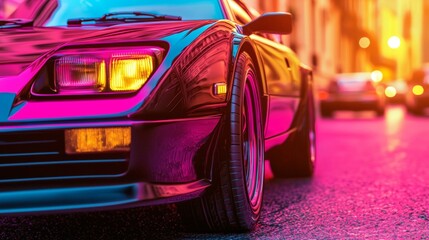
<box><xmin>268</xmin><ymin>74</ymin><xmax>316</xmax><ymax>178</ymax></box>
<box><xmin>179</xmin><ymin>52</ymin><xmax>265</xmax><ymax>232</ymax></box>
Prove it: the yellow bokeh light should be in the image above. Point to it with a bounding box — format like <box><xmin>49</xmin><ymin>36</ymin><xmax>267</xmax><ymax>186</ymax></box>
<box><xmin>388</xmin><ymin>36</ymin><xmax>401</xmax><ymax>49</ymax></box>
<box><xmin>371</xmin><ymin>70</ymin><xmax>383</xmax><ymax>83</ymax></box>
<box><xmin>110</xmin><ymin>55</ymin><xmax>154</xmax><ymax>91</ymax></box>
<box><xmin>359</xmin><ymin>37</ymin><xmax>371</xmax><ymax>49</ymax></box>
<box><xmin>412</xmin><ymin>85</ymin><xmax>424</xmax><ymax>96</ymax></box>
<box><xmin>385</xmin><ymin>86</ymin><xmax>397</xmax><ymax>98</ymax></box>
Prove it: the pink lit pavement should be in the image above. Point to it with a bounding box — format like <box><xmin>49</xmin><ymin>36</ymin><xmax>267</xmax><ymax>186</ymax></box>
<box><xmin>1</xmin><ymin>105</ymin><xmax>429</xmax><ymax>239</ymax></box>
<box><xmin>255</xmin><ymin>105</ymin><xmax>429</xmax><ymax>238</ymax></box>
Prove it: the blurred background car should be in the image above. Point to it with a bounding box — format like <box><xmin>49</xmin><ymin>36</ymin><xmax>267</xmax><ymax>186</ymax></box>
<box><xmin>405</xmin><ymin>65</ymin><xmax>429</xmax><ymax>115</ymax></box>
<box><xmin>319</xmin><ymin>72</ymin><xmax>385</xmax><ymax>117</ymax></box>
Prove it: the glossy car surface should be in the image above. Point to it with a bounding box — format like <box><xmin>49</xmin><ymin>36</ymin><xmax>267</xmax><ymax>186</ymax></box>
<box><xmin>319</xmin><ymin>72</ymin><xmax>385</xmax><ymax>117</ymax></box>
<box><xmin>0</xmin><ymin>0</ymin><xmax>315</xmax><ymax>231</ymax></box>
<box><xmin>406</xmin><ymin>66</ymin><xmax>429</xmax><ymax>115</ymax></box>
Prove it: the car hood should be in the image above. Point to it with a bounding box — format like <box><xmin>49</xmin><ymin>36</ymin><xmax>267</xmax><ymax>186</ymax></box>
<box><xmin>0</xmin><ymin>20</ymin><xmax>213</xmax><ymax>77</ymax></box>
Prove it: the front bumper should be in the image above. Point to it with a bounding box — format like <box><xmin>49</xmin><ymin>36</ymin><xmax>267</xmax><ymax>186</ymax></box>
<box><xmin>0</xmin><ymin>116</ymin><xmax>220</xmax><ymax>215</ymax></box>
<box><xmin>0</xmin><ymin>180</ymin><xmax>210</xmax><ymax>215</ymax></box>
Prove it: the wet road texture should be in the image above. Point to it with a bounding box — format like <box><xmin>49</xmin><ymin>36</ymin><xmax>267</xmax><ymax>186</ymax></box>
<box><xmin>1</xmin><ymin>105</ymin><xmax>428</xmax><ymax>239</ymax></box>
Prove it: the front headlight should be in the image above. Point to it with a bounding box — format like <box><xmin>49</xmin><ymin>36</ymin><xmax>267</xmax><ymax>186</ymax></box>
<box><xmin>110</xmin><ymin>55</ymin><xmax>154</xmax><ymax>91</ymax></box>
<box><xmin>55</xmin><ymin>56</ymin><xmax>107</xmax><ymax>92</ymax></box>
<box><xmin>32</xmin><ymin>46</ymin><xmax>164</xmax><ymax>95</ymax></box>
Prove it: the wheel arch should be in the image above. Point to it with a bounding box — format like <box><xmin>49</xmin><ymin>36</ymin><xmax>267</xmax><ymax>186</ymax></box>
<box><xmin>230</xmin><ymin>37</ymin><xmax>269</xmax><ymax>129</ymax></box>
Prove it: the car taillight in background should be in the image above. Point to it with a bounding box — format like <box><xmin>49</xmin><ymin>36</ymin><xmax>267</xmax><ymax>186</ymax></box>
<box><xmin>319</xmin><ymin>90</ymin><xmax>329</xmax><ymax>100</ymax></box>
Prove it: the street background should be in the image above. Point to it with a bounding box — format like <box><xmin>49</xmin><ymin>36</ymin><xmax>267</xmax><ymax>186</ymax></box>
<box><xmin>2</xmin><ymin>0</ymin><xmax>428</xmax><ymax>86</ymax></box>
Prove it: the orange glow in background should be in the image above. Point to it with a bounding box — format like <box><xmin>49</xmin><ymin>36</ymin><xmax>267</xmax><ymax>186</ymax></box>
<box><xmin>1</xmin><ymin>0</ymin><xmax>427</xmax><ymax>97</ymax></box>
<box><xmin>242</xmin><ymin>0</ymin><xmax>426</xmax><ymax>90</ymax></box>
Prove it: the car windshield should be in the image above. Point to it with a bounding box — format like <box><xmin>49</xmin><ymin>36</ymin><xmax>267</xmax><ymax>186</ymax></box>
<box><xmin>7</xmin><ymin>0</ymin><xmax>225</xmax><ymax>27</ymax></box>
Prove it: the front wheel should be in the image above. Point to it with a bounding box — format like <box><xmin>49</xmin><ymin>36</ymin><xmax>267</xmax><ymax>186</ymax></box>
<box><xmin>179</xmin><ymin>52</ymin><xmax>265</xmax><ymax>232</ymax></box>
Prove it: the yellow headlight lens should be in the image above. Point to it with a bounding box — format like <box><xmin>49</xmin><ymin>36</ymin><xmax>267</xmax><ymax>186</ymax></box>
<box><xmin>65</xmin><ymin>127</ymin><xmax>131</xmax><ymax>154</ymax></box>
<box><xmin>110</xmin><ymin>55</ymin><xmax>154</xmax><ymax>91</ymax></box>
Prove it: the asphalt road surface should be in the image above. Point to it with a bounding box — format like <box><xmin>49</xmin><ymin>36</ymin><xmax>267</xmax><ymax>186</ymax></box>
<box><xmin>1</xmin><ymin>105</ymin><xmax>429</xmax><ymax>239</ymax></box>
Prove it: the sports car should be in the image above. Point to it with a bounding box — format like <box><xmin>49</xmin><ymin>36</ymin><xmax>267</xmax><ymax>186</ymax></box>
<box><xmin>0</xmin><ymin>0</ymin><xmax>315</xmax><ymax>231</ymax></box>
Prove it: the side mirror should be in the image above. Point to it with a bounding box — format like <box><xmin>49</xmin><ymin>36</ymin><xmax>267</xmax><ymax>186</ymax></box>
<box><xmin>243</xmin><ymin>12</ymin><xmax>293</xmax><ymax>35</ymax></box>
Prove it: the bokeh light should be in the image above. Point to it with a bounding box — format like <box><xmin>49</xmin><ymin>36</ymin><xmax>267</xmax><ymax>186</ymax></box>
<box><xmin>385</xmin><ymin>86</ymin><xmax>397</xmax><ymax>98</ymax></box>
<box><xmin>388</xmin><ymin>36</ymin><xmax>401</xmax><ymax>49</ymax></box>
<box><xmin>412</xmin><ymin>85</ymin><xmax>424</xmax><ymax>96</ymax></box>
<box><xmin>371</xmin><ymin>70</ymin><xmax>383</xmax><ymax>83</ymax></box>
<box><xmin>359</xmin><ymin>37</ymin><xmax>371</xmax><ymax>49</ymax></box>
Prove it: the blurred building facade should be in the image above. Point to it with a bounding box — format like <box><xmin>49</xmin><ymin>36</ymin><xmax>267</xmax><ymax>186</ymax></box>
<box><xmin>0</xmin><ymin>0</ymin><xmax>21</xmax><ymax>18</ymax></box>
<box><xmin>247</xmin><ymin>0</ymin><xmax>426</xmax><ymax>86</ymax></box>
<box><xmin>0</xmin><ymin>0</ymin><xmax>427</xmax><ymax>85</ymax></box>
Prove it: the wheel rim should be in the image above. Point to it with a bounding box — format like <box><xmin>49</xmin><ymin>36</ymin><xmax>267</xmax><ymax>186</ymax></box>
<box><xmin>242</xmin><ymin>70</ymin><xmax>263</xmax><ymax>211</ymax></box>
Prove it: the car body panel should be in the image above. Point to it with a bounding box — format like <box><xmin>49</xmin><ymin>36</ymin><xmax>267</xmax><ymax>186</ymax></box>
<box><xmin>249</xmin><ymin>35</ymin><xmax>300</xmax><ymax>138</ymax></box>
